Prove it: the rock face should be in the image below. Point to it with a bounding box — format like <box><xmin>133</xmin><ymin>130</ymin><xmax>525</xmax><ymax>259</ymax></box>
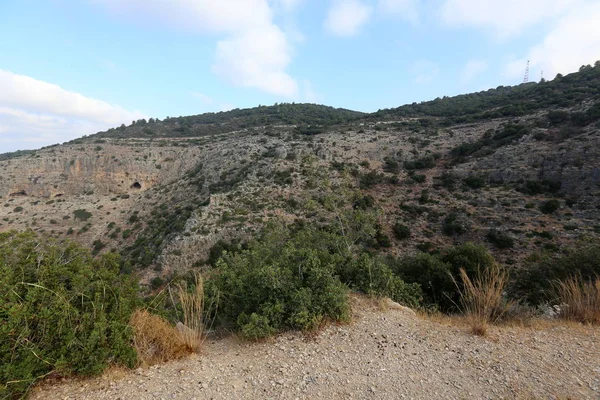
<box><xmin>0</xmin><ymin>142</ymin><xmax>202</xmax><ymax>199</ymax></box>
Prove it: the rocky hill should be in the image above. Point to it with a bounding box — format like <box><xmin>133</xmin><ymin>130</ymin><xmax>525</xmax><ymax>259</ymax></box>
<box><xmin>1</xmin><ymin>63</ymin><xmax>600</xmax><ymax>285</ymax></box>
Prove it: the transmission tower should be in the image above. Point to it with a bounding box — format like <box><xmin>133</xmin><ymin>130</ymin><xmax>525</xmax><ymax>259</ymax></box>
<box><xmin>540</xmin><ymin>70</ymin><xmax>544</xmax><ymax>81</ymax></box>
<box><xmin>523</xmin><ymin>60</ymin><xmax>530</xmax><ymax>83</ymax></box>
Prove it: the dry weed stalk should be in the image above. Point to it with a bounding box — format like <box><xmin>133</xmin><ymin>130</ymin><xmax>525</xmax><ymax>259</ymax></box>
<box><xmin>455</xmin><ymin>263</ymin><xmax>512</xmax><ymax>336</ymax></box>
<box><xmin>174</xmin><ymin>272</ymin><xmax>206</xmax><ymax>352</ymax></box>
<box><xmin>555</xmin><ymin>276</ymin><xmax>600</xmax><ymax>324</ymax></box>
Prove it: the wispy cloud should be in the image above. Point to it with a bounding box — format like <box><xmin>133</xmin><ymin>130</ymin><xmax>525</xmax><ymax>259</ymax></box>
<box><xmin>504</xmin><ymin>1</ymin><xmax>600</xmax><ymax>81</ymax></box>
<box><xmin>377</xmin><ymin>0</ymin><xmax>419</xmax><ymax>23</ymax></box>
<box><xmin>0</xmin><ymin>70</ymin><xmax>145</xmax><ymax>152</ymax></box>
<box><xmin>324</xmin><ymin>0</ymin><xmax>373</xmax><ymax>37</ymax></box>
<box><xmin>94</xmin><ymin>0</ymin><xmax>299</xmax><ymax>97</ymax></box>
<box><xmin>440</xmin><ymin>0</ymin><xmax>580</xmax><ymax>38</ymax></box>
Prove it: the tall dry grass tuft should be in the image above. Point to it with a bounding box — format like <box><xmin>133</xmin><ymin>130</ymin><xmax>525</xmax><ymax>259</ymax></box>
<box><xmin>455</xmin><ymin>263</ymin><xmax>512</xmax><ymax>336</ymax></box>
<box><xmin>555</xmin><ymin>276</ymin><xmax>600</xmax><ymax>324</ymax></box>
<box><xmin>130</xmin><ymin>309</ymin><xmax>189</xmax><ymax>366</ymax></box>
<box><xmin>174</xmin><ymin>272</ymin><xmax>206</xmax><ymax>352</ymax></box>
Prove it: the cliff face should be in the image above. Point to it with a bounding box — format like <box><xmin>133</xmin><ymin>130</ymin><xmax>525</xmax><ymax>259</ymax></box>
<box><xmin>0</xmin><ymin>142</ymin><xmax>202</xmax><ymax>199</ymax></box>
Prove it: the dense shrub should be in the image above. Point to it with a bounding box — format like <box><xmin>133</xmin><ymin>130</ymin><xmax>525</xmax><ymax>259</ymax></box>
<box><xmin>442</xmin><ymin>213</ymin><xmax>468</xmax><ymax>236</ymax></box>
<box><xmin>210</xmin><ymin>224</ymin><xmax>422</xmax><ymax>338</ymax></box>
<box><xmin>0</xmin><ymin>231</ymin><xmax>138</xmax><ymax>399</ymax></box>
<box><xmin>211</xmin><ymin>225</ymin><xmax>350</xmax><ymax>338</ymax></box>
<box><xmin>359</xmin><ymin>171</ymin><xmax>384</xmax><ymax>188</ymax></box>
<box><xmin>539</xmin><ymin>199</ymin><xmax>561</xmax><ymax>214</ymax></box>
<box><xmin>393</xmin><ymin>222</ymin><xmax>411</xmax><ymax>240</ymax></box>
<box><xmin>486</xmin><ymin>230</ymin><xmax>515</xmax><ymax>249</ymax></box>
<box><xmin>404</xmin><ymin>154</ymin><xmax>438</xmax><ymax>170</ymax></box>
<box><xmin>517</xmin><ymin>180</ymin><xmax>561</xmax><ymax>195</ymax></box>
<box><xmin>391</xmin><ymin>243</ymin><xmax>495</xmax><ymax>311</ymax></box>
<box><xmin>514</xmin><ymin>242</ymin><xmax>600</xmax><ymax>304</ymax></box>
<box><xmin>464</xmin><ymin>176</ymin><xmax>486</xmax><ymax>189</ymax></box>
<box><xmin>73</xmin><ymin>209</ymin><xmax>92</xmax><ymax>221</ymax></box>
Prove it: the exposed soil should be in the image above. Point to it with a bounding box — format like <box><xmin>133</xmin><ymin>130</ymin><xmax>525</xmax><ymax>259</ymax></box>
<box><xmin>31</xmin><ymin>298</ymin><xmax>600</xmax><ymax>400</ymax></box>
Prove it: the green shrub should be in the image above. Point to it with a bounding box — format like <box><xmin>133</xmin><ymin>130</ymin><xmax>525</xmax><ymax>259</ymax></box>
<box><xmin>486</xmin><ymin>230</ymin><xmax>515</xmax><ymax>249</ymax></box>
<box><xmin>343</xmin><ymin>255</ymin><xmax>422</xmax><ymax>308</ymax></box>
<box><xmin>0</xmin><ymin>231</ymin><xmax>138</xmax><ymax>399</ymax></box>
<box><xmin>210</xmin><ymin>223</ymin><xmax>422</xmax><ymax>339</ymax></box>
<box><xmin>73</xmin><ymin>209</ymin><xmax>92</xmax><ymax>221</ymax></box>
<box><xmin>464</xmin><ymin>176</ymin><xmax>486</xmax><ymax>189</ymax></box>
<box><xmin>13</xmin><ymin>206</ymin><xmax>23</xmax><ymax>213</ymax></box>
<box><xmin>514</xmin><ymin>242</ymin><xmax>600</xmax><ymax>304</ymax></box>
<box><xmin>211</xmin><ymin>225</ymin><xmax>350</xmax><ymax>338</ymax></box>
<box><xmin>392</xmin><ymin>243</ymin><xmax>497</xmax><ymax>311</ymax></box>
<box><xmin>539</xmin><ymin>199</ymin><xmax>560</xmax><ymax>214</ymax></box>
<box><xmin>442</xmin><ymin>213</ymin><xmax>467</xmax><ymax>236</ymax></box>
<box><xmin>393</xmin><ymin>222</ymin><xmax>411</xmax><ymax>240</ymax></box>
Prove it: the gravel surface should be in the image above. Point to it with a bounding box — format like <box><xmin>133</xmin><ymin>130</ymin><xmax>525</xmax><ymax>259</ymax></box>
<box><xmin>31</xmin><ymin>299</ymin><xmax>600</xmax><ymax>400</ymax></box>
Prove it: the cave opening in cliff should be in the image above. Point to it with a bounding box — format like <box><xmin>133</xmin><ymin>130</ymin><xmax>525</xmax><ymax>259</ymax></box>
<box><xmin>131</xmin><ymin>182</ymin><xmax>142</xmax><ymax>189</ymax></box>
<box><xmin>9</xmin><ymin>190</ymin><xmax>27</xmax><ymax>197</ymax></box>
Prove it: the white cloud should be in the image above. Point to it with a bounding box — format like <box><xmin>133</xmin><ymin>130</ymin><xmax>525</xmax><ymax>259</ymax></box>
<box><xmin>504</xmin><ymin>1</ymin><xmax>600</xmax><ymax>80</ymax></box>
<box><xmin>0</xmin><ymin>70</ymin><xmax>145</xmax><ymax>152</ymax></box>
<box><xmin>275</xmin><ymin>0</ymin><xmax>304</xmax><ymax>12</ymax></box>
<box><xmin>0</xmin><ymin>70</ymin><xmax>143</xmax><ymax>125</ymax></box>
<box><xmin>461</xmin><ymin>59</ymin><xmax>488</xmax><ymax>82</ymax></box>
<box><xmin>440</xmin><ymin>0</ymin><xmax>580</xmax><ymax>38</ymax></box>
<box><xmin>378</xmin><ymin>0</ymin><xmax>419</xmax><ymax>23</ymax></box>
<box><xmin>412</xmin><ymin>60</ymin><xmax>440</xmax><ymax>84</ymax></box>
<box><xmin>213</xmin><ymin>25</ymin><xmax>297</xmax><ymax>97</ymax></box>
<box><xmin>324</xmin><ymin>0</ymin><xmax>373</xmax><ymax>37</ymax></box>
<box><xmin>93</xmin><ymin>0</ymin><xmax>298</xmax><ymax>97</ymax></box>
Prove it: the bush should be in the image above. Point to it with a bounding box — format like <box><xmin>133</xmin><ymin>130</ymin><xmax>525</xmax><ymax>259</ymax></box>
<box><xmin>343</xmin><ymin>255</ymin><xmax>422</xmax><ymax>308</ymax></box>
<box><xmin>392</xmin><ymin>243</ymin><xmax>497</xmax><ymax>311</ymax></box>
<box><xmin>442</xmin><ymin>213</ymin><xmax>467</xmax><ymax>236</ymax></box>
<box><xmin>539</xmin><ymin>199</ymin><xmax>560</xmax><ymax>214</ymax></box>
<box><xmin>464</xmin><ymin>176</ymin><xmax>486</xmax><ymax>189</ymax></box>
<box><xmin>393</xmin><ymin>223</ymin><xmax>411</xmax><ymax>240</ymax></box>
<box><xmin>0</xmin><ymin>231</ymin><xmax>138</xmax><ymax>399</ymax></box>
<box><xmin>73</xmin><ymin>209</ymin><xmax>92</xmax><ymax>221</ymax></box>
<box><xmin>514</xmin><ymin>242</ymin><xmax>600</xmax><ymax>304</ymax></box>
<box><xmin>486</xmin><ymin>230</ymin><xmax>515</xmax><ymax>249</ymax></box>
<box><xmin>210</xmin><ymin>223</ymin><xmax>422</xmax><ymax>338</ymax></box>
<box><xmin>211</xmin><ymin>225</ymin><xmax>351</xmax><ymax>338</ymax></box>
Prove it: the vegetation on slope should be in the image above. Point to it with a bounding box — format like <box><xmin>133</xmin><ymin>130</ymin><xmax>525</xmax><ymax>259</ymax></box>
<box><xmin>85</xmin><ymin>103</ymin><xmax>365</xmax><ymax>141</ymax></box>
<box><xmin>0</xmin><ymin>231</ymin><xmax>139</xmax><ymax>399</ymax></box>
<box><xmin>373</xmin><ymin>62</ymin><xmax>600</xmax><ymax>125</ymax></box>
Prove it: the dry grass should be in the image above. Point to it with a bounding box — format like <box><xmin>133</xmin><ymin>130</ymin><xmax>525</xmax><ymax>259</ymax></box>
<box><xmin>455</xmin><ymin>264</ymin><xmax>512</xmax><ymax>336</ymax></box>
<box><xmin>174</xmin><ymin>272</ymin><xmax>206</xmax><ymax>351</ymax></box>
<box><xmin>555</xmin><ymin>276</ymin><xmax>600</xmax><ymax>324</ymax></box>
<box><xmin>130</xmin><ymin>310</ymin><xmax>190</xmax><ymax>366</ymax></box>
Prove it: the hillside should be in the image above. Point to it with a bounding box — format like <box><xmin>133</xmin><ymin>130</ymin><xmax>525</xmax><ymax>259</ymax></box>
<box><xmin>3</xmin><ymin>62</ymin><xmax>600</xmax><ymax>400</ymax></box>
<box><xmin>2</xmin><ymin>63</ymin><xmax>600</xmax><ymax>284</ymax></box>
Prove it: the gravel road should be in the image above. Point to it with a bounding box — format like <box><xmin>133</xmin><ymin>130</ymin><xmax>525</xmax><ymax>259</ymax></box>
<box><xmin>31</xmin><ymin>298</ymin><xmax>600</xmax><ymax>400</ymax></box>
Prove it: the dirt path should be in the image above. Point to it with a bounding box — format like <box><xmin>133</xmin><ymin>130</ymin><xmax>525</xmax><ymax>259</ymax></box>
<box><xmin>31</xmin><ymin>299</ymin><xmax>600</xmax><ymax>400</ymax></box>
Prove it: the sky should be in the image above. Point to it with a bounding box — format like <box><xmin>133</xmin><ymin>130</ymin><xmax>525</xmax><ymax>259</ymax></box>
<box><xmin>1</xmin><ymin>0</ymin><xmax>599</xmax><ymax>153</ymax></box>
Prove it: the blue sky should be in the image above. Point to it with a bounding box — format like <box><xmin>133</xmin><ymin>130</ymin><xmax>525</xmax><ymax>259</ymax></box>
<box><xmin>1</xmin><ymin>0</ymin><xmax>599</xmax><ymax>152</ymax></box>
